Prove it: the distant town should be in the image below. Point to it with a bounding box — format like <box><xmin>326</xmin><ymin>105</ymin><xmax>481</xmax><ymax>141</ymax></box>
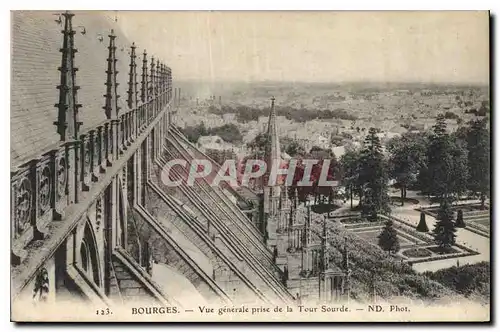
<box><xmin>173</xmin><ymin>81</ymin><xmax>488</xmax><ymax>163</ymax></box>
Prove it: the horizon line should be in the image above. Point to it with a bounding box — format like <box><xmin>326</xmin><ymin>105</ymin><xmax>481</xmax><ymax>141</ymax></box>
<box><xmin>173</xmin><ymin>78</ymin><xmax>490</xmax><ymax>87</ymax></box>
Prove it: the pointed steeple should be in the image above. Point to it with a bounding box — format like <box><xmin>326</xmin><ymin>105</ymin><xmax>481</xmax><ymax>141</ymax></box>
<box><xmin>103</xmin><ymin>29</ymin><xmax>120</xmax><ymax>119</ymax></box>
<box><xmin>322</xmin><ymin>215</ymin><xmax>330</xmax><ymax>272</ymax></box>
<box><xmin>140</xmin><ymin>50</ymin><xmax>148</xmax><ymax>104</ymax></box>
<box><xmin>343</xmin><ymin>236</ymin><xmax>350</xmax><ymax>271</ymax></box>
<box><xmin>54</xmin><ymin>11</ymin><xmax>82</xmax><ymax>141</ymax></box>
<box><xmin>283</xmin><ymin>185</ymin><xmax>290</xmax><ymax>210</ymax></box>
<box><xmin>290</xmin><ymin>187</ymin><xmax>299</xmax><ymax>226</ymax></box>
<box><xmin>265</xmin><ymin>96</ymin><xmax>281</xmax><ymax>185</ymax></box>
<box><xmin>127</xmin><ymin>42</ymin><xmax>138</xmax><ymax>110</ymax></box>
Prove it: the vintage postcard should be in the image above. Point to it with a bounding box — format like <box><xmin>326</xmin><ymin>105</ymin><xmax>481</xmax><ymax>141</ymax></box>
<box><xmin>10</xmin><ymin>10</ymin><xmax>490</xmax><ymax>322</ymax></box>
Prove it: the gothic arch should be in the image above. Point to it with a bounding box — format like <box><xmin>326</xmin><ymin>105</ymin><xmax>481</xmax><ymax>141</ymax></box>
<box><xmin>79</xmin><ymin>220</ymin><xmax>101</xmax><ymax>287</ymax></box>
<box><xmin>117</xmin><ymin>175</ymin><xmax>127</xmax><ymax>247</ymax></box>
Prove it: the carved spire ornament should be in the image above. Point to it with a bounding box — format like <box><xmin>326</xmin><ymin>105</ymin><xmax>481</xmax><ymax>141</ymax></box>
<box><xmin>149</xmin><ymin>56</ymin><xmax>155</xmax><ymax>101</ymax></box>
<box><xmin>54</xmin><ymin>11</ymin><xmax>82</xmax><ymax>141</ymax></box>
<box><xmin>140</xmin><ymin>50</ymin><xmax>148</xmax><ymax>104</ymax></box>
<box><xmin>127</xmin><ymin>42</ymin><xmax>138</xmax><ymax>110</ymax></box>
<box><xmin>156</xmin><ymin>59</ymin><xmax>161</xmax><ymax>99</ymax></box>
<box><xmin>103</xmin><ymin>29</ymin><xmax>120</xmax><ymax>119</ymax></box>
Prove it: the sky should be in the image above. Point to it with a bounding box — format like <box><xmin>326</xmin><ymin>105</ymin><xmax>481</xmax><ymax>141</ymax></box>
<box><xmin>116</xmin><ymin>11</ymin><xmax>489</xmax><ymax>84</ymax></box>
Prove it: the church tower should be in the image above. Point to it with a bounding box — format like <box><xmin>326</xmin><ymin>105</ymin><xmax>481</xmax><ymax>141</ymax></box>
<box><xmin>263</xmin><ymin>97</ymin><xmax>282</xmax><ymax>249</ymax></box>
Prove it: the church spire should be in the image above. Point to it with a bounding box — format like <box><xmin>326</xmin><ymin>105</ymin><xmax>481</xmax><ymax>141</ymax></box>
<box><xmin>103</xmin><ymin>29</ymin><xmax>120</xmax><ymax>119</ymax></box>
<box><xmin>265</xmin><ymin>96</ymin><xmax>281</xmax><ymax>185</ymax></box>
<box><xmin>294</xmin><ymin>187</ymin><xmax>299</xmax><ymax>210</ymax></box>
<box><xmin>322</xmin><ymin>215</ymin><xmax>330</xmax><ymax>272</ymax></box>
<box><xmin>54</xmin><ymin>11</ymin><xmax>82</xmax><ymax>141</ymax></box>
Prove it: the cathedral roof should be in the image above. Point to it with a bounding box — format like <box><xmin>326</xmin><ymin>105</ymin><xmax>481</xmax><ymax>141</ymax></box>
<box><xmin>11</xmin><ymin>11</ymin><xmax>132</xmax><ymax>167</ymax></box>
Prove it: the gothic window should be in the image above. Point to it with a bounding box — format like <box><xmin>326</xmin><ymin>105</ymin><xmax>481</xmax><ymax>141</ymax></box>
<box><xmin>80</xmin><ymin>241</ymin><xmax>89</xmax><ymax>272</ymax></box>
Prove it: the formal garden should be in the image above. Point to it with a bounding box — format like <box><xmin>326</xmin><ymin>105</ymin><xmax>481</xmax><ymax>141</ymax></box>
<box><xmin>338</xmin><ymin>213</ymin><xmax>479</xmax><ymax>265</ymax></box>
<box><xmin>418</xmin><ymin>203</ymin><xmax>490</xmax><ymax>238</ymax></box>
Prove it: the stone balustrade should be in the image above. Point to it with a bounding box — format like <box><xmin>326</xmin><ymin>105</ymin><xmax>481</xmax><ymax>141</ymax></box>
<box><xmin>11</xmin><ymin>88</ymin><xmax>172</xmax><ymax>265</ymax></box>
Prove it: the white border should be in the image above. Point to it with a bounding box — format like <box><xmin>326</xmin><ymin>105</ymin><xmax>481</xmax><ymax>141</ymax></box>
<box><xmin>2</xmin><ymin>1</ymin><xmax>497</xmax><ymax>331</ymax></box>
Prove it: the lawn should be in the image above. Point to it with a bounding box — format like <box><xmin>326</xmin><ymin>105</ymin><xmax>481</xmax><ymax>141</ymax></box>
<box><xmin>469</xmin><ymin>217</ymin><xmax>490</xmax><ymax>227</ymax></box>
<box><xmin>354</xmin><ymin>229</ymin><xmax>413</xmax><ymax>246</ymax></box>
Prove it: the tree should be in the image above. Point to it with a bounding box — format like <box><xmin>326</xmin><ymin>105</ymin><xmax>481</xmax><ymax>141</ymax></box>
<box><xmin>359</xmin><ymin>128</ymin><xmax>391</xmax><ymax>220</ymax></box>
<box><xmin>285</xmin><ymin>140</ymin><xmax>306</xmax><ymax>157</ymax></box>
<box><xmin>247</xmin><ymin>132</ymin><xmax>268</xmax><ymax>154</ymax></box>
<box><xmin>426</xmin><ymin>115</ymin><xmax>455</xmax><ymax>202</ymax></box>
<box><xmin>179</xmin><ymin>122</ymin><xmax>243</xmax><ymax>144</ymax></box>
<box><xmin>478</xmin><ymin>101</ymin><xmax>489</xmax><ymax>116</ymax></box>
<box><xmin>467</xmin><ymin>118</ymin><xmax>490</xmax><ymax>208</ymax></box>
<box><xmin>416</xmin><ymin>212</ymin><xmax>429</xmax><ymax>232</ymax></box>
<box><xmin>210</xmin><ymin>123</ymin><xmax>243</xmax><ymax>143</ymax></box>
<box><xmin>378</xmin><ymin>219</ymin><xmax>400</xmax><ymax>254</ymax></box>
<box><xmin>179</xmin><ymin>122</ymin><xmax>208</xmax><ymax>144</ymax></box>
<box><xmin>330</xmin><ymin>135</ymin><xmax>344</xmax><ymax>147</ymax></box>
<box><xmin>289</xmin><ymin>152</ymin><xmax>340</xmax><ymax>206</ymax></box>
<box><xmin>340</xmin><ymin>148</ymin><xmax>362</xmax><ymax>209</ymax></box>
<box><xmin>449</xmin><ymin>139</ymin><xmax>469</xmax><ymax>201</ymax></box>
<box><xmin>432</xmin><ymin>200</ymin><xmax>457</xmax><ymax>252</ymax></box>
<box><xmin>387</xmin><ymin>132</ymin><xmax>427</xmax><ymax>205</ymax></box>
<box><xmin>455</xmin><ymin>209</ymin><xmax>466</xmax><ymax>228</ymax></box>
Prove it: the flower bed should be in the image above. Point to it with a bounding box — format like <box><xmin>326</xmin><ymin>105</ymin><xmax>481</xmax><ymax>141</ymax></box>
<box><xmin>465</xmin><ymin>224</ymin><xmax>490</xmax><ymax>238</ymax></box>
<box><xmin>427</xmin><ymin>246</ymin><xmax>460</xmax><ymax>255</ymax></box>
<box><xmin>379</xmin><ymin>214</ymin><xmax>433</xmax><ymax>243</ymax></box>
<box><xmin>311</xmin><ymin>203</ymin><xmax>341</xmax><ymax>214</ymax></box>
<box><xmin>409</xmin><ymin>251</ymin><xmax>478</xmax><ymax>265</ymax></box>
<box><xmin>401</xmin><ymin>248</ymin><xmax>433</xmax><ymax>258</ymax></box>
<box><xmin>417</xmin><ymin>202</ymin><xmax>489</xmax><ymax>219</ymax></box>
<box><xmin>344</xmin><ymin>222</ymin><xmax>385</xmax><ymax>230</ymax></box>
<box><xmin>340</xmin><ymin>216</ymin><xmax>384</xmax><ymax>225</ymax></box>
<box><xmin>352</xmin><ymin>228</ymin><xmax>415</xmax><ymax>247</ymax></box>
<box><xmin>389</xmin><ymin>196</ymin><xmax>420</xmax><ymax>205</ymax></box>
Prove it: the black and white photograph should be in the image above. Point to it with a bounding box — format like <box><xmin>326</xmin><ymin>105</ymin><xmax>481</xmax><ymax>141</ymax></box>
<box><xmin>9</xmin><ymin>10</ymin><xmax>491</xmax><ymax>322</ymax></box>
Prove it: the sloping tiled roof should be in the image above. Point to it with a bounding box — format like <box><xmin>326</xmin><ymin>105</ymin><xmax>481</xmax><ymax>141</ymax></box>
<box><xmin>11</xmin><ymin>11</ymin><xmax>134</xmax><ymax>167</ymax></box>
